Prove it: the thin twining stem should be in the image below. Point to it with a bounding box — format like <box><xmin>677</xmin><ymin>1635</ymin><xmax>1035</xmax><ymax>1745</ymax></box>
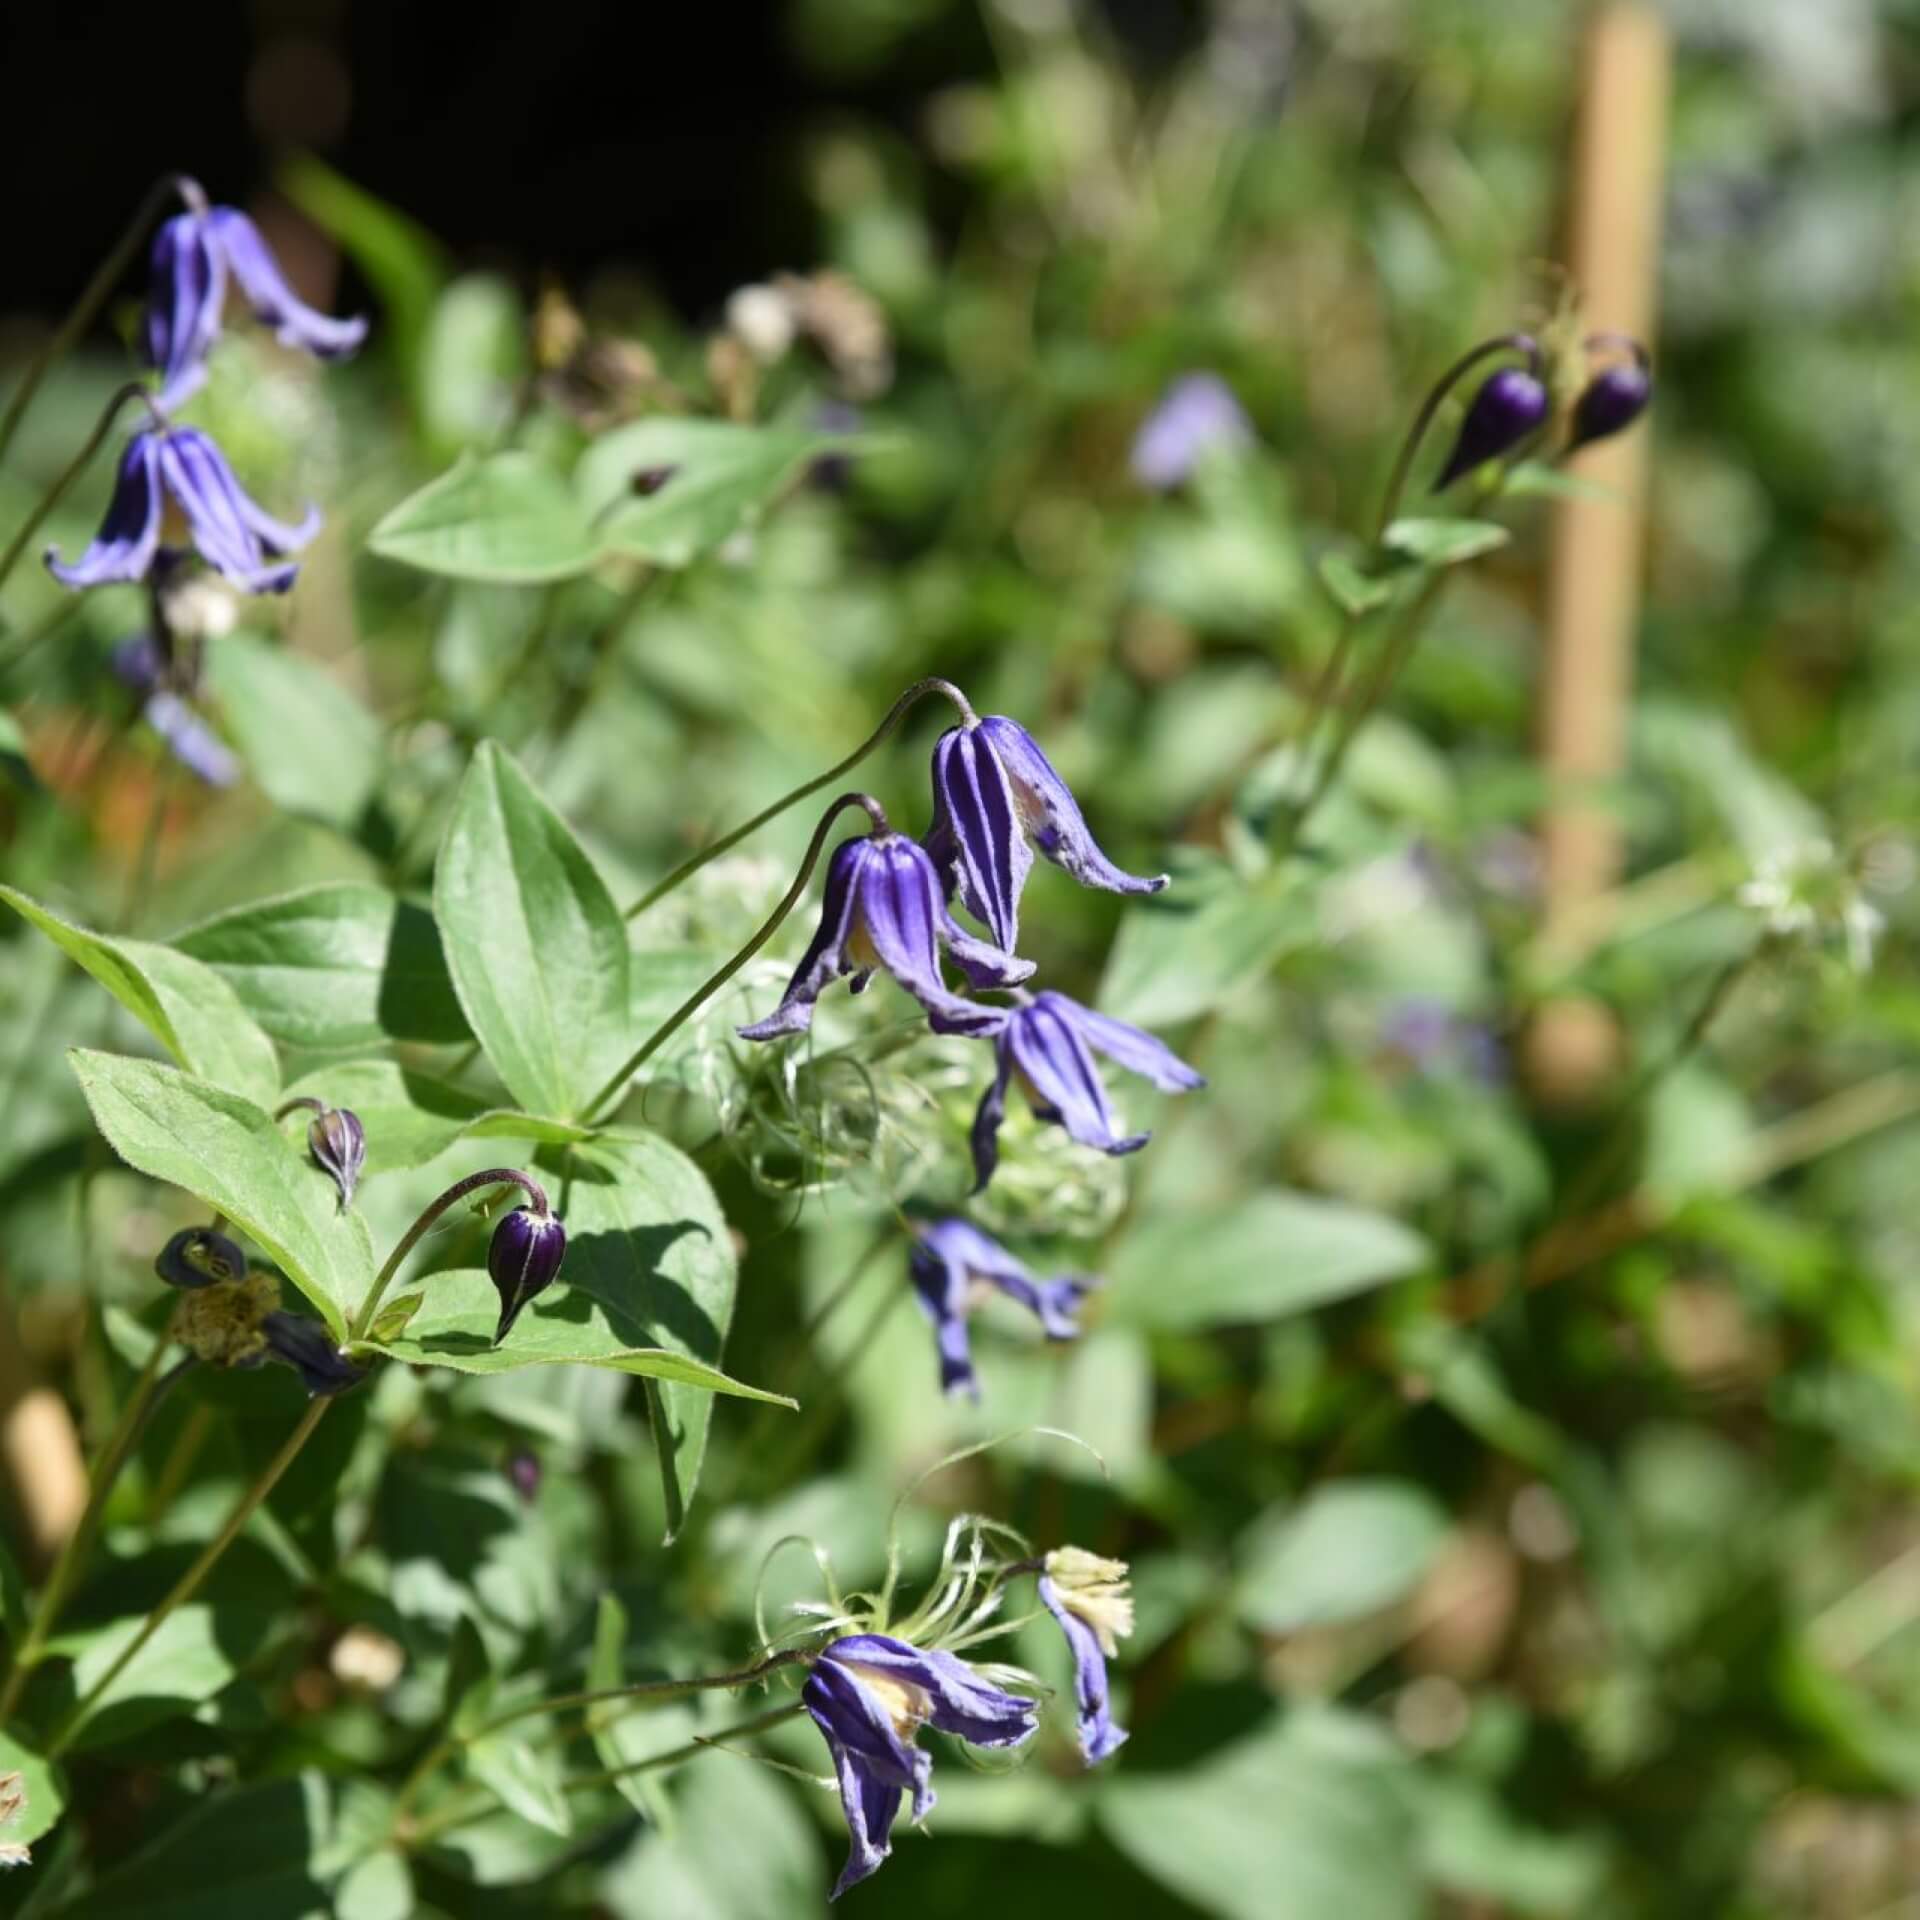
<box><xmin>349</xmin><ymin>1168</ymin><xmax>550</xmax><ymax>1342</ymax></box>
<box><xmin>0</xmin><ymin>382</ymin><xmax>164</xmax><ymax>599</ymax></box>
<box><xmin>272</xmin><ymin>1097</ymin><xmax>326</xmax><ymax>1122</ymax></box>
<box><xmin>584</xmin><ymin>792</ymin><xmax>883</xmax><ymax>1125</ymax></box>
<box><xmin>0</xmin><ymin>172</ymin><xmax>196</xmax><ymax>470</ymax></box>
<box><xmin>622</xmin><ymin>677</ymin><xmax>975</xmax><ymax>923</ymax></box>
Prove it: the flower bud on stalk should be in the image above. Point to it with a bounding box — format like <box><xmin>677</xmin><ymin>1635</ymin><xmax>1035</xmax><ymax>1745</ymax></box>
<box><xmin>307</xmin><ymin>1106</ymin><xmax>367</xmax><ymax>1211</ymax></box>
<box><xmin>1432</xmin><ymin>354</ymin><xmax>1550</xmax><ymax>491</ymax></box>
<box><xmin>487</xmin><ymin>1205</ymin><xmax>568</xmax><ymax>1346</ymax></box>
<box><xmin>1568</xmin><ymin>335</ymin><xmax>1654</xmax><ymax>452</ymax></box>
<box><xmin>154</xmin><ymin>1224</ymin><xmax>247</xmax><ymax>1290</ymax></box>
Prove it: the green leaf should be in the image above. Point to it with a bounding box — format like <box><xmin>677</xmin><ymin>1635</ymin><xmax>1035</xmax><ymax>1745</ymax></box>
<box><xmin>587</xmin><ymin>1593</ymin><xmax>678</xmax><ymax>1822</ymax></box>
<box><xmin>280</xmin><ymin>1059</ymin><xmax>592</xmax><ymax>1175</ymax></box>
<box><xmin>369</xmin><ymin>452</ymin><xmax>600</xmax><ymax>583</ymax></box>
<box><xmin>203</xmin><ymin>633</ymin><xmax>382</xmax><ymax>831</ymax></box>
<box><xmin>3</xmin><ymin>885</ymin><xmax>280</xmax><ymax>1104</ymax></box>
<box><xmin>433</xmin><ymin>742</ymin><xmax>631</xmax><ymax>1120</ymax></box>
<box><xmin>1317</xmin><ymin>550</ymin><xmax>1395</xmax><ymax>617</ymax></box>
<box><xmin>442</xmin><ymin>1616</ymin><xmax>495</xmax><ymax>1737</ymax></box>
<box><xmin>70</xmin><ymin>1052</ymin><xmax>375</xmax><ymax>1338</ymax></box>
<box><xmin>1381</xmin><ymin>517</ymin><xmax>1511</xmax><ymax>567</ymax></box>
<box><xmin>330</xmin><ymin>1850</ymin><xmax>415</xmax><ymax>1920</ymax></box>
<box><xmin>1104</xmin><ymin>1190</ymin><xmax>1430</xmax><ymax>1330</ymax></box>
<box><xmin>61</xmin><ymin>1773</ymin><xmax>336</xmax><ymax>1917</ymax></box>
<box><xmin>173</xmin><ymin>883</ymin><xmax>471</xmax><ymax>1053</ymax></box>
<box><xmin>0</xmin><ymin>1729</ymin><xmax>64</xmax><ymax>1847</ymax></box>
<box><xmin>575</xmin><ymin>418</ymin><xmax>853</xmax><ymax>568</ymax></box>
<box><xmin>1501</xmin><ymin>458</ymin><xmax>1620</xmax><ymax>503</ymax></box>
<box><xmin>468</xmin><ymin>1734</ymin><xmax>571</xmax><ymax>1836</ymax></box>
<box><xmin>50</xmin><ymin>1602</ymin><xmax>276</xmax><ymax>1752</ymax></box>
<box><xmin>1099</xmin><ymin>1708</ymin><xmax>1418</xmax><ymax>1920</ymax></box>
<box><xmin>419</xmin><ymin>274</ymin><xmax>526</xmax><ymax>456</ymax></box>
<box><xmin>1236</xmin><ymin>1480</ymin><xmax>1451</xmax><ymax>1632</ymax></box>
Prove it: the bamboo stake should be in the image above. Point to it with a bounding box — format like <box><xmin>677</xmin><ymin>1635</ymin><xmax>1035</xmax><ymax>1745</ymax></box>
<box><xmin>0</xmin><ymin>1298</ymin><xmax>87</xmax><ymax>1573</ymax></box>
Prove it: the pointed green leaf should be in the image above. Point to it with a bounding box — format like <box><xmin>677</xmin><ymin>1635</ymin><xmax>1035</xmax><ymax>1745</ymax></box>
<box><xmin>203</xmin><ymin>632</ymin><xmax>383</xmax><ymax>831</ymax></box>
<box><xmin>70</xmin><ymin>1051</ymin><xmax>375</xmax><ymax>1337</ymax></box>
<box><xmin>0</xmin><ymin>1729</ymin><xmax>64</xmax><ymax>1848</ymax></box>
<box><xmin>1236</xmin><ymin>1480</ymin><xmax>1450</xmax><ymax>1632</ymax></box>
<box><xmin>173</xmin><ymin>883</ymin><xmax>471</xmax><ymax>1053</ymax></box>
<box><xmin>3</xmin><ymin>886</ymin><xmax>279</xmax><ymax>1104</ymax></box>
<box><xmin>370</xmin><ymin>451</ymin><xmax>600</xmax><ymax>583</ymax></box>
<box><xmin>433</xmin><ymin>742</ymin><xmax>631</xmax><ymax>1120</ymax></box>
<box><xmin>1317</xmin><ymin>550</ymin><xmax>1394</xmax><ymax>617</ymax></box>
<box><xmin>1380</xmin><ymin>517</ymin><xmax>1511</xmax><ymax>568</ymax></box>
<box><xmin>468</xmin><ymin>1734</ymin><xmax>571</xmax><ymax>1836</ymax></box>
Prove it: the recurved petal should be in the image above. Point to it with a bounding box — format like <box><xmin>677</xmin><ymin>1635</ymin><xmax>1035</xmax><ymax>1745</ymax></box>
<box><xmin>210</xmin><ymin>208</ymin><xmax>369</xmax><ymax>360</ymax></box>
<box><xmin>146</xmin><ymin>213</ymin><xmax>227</xmax><ymax>412</ymax></box>
<box><xmin>46</xmin><ymin>434</ymin><xmax>166</xmax><ymax>589</ymax></box>
<box><xmin>737</xmin><ymin>834</ymin><xmax>869</xmax><ymax>1040</ymax></box>
<box><xmin>1040</xmin><ymin>1574</ymin><xmax>1129</xmax><ymax>1764</ymax></box>
<box><xmin>856</xmin><ymin>837</ymin><xmax>1003</xmax><ymax>1035</ymax></box>
<box><xmin>1006</xmin><ymin>998</ymin><xmax>1147</xmax><ymax>1156</ymax></box>
<box><xmin>1045</xmin><ymin>992</ymin><xmax>1206</xmax><ymax>1093</ymax></box>
<box><xmin>930</xmin><ymin>724</ymin><xmax>1032</xmax><ymax>952</ymax></box>
<box><xmin>907</xmin><ymin>1241</ymin><xmax>979</xmax><ymax>1399</ymax></box>
<box><xmin>969</xmin><ymin>1042</ymin><xmax>1015</xmax><ymax>1193</ymax></box>
<box><xmin>158</xmin><ymin>429</ymin><xmax>303</xmax><ymax>593</ymax></box>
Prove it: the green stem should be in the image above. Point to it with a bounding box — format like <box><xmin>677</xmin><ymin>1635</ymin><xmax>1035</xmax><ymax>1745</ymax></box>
<box><xmin>480</xmin><ymin>1647</ymin><xmax>811</xmax><ymax>1743</ymax></box>
<box><xmin>0</xmin><ymin>382</ymin><xmax>160</xmax><ymax>601</ymax></box>
<box><xmin>45</xmin><ymin>1396</ymin><xmax>328</xmax><ymax>1757</ymax></box>
<box><xmin>585</xmin><ymin>792</ymin><xmax>882</xmax><ymax>1125</ymax></box>
<box><xmin>622</xmin><ymin>677</ymin><xmax>975</xmax><ymax>923</ymax></box>
<box><xmin>0</xmin><ymin>1338</ymin><xmax>188</xmax><ymax>1719</ymax></box>
<box><xmin>1374</xmin><ymin>333</ymin><xmax>1536</xmax><ymax>542</ymax></box>
<box><xmin>0</xmin><ymin>173</ymin><xmax>190</xmax><ymax>471</ymax></box>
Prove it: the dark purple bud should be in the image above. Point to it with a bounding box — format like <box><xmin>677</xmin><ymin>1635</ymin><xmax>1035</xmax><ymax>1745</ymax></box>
<box><xmin>505</xmin><ymin>1449</ymin><xmax>542</xmax><ymax>1503</ymax></box>
<box><xmin>487</xmin><ymin>1206</ymin><xmax>567</xmax><ymax>1345</ymax></box>
<box><xmin>307</xmin><ymin>1107</ymin><xmax>367</xmax><ymax>1211</ymax></box>
<box><xmin>1568</xmin><ymin>357</ymin><xmax>1653</xmax><ymax>452</ymax></box>
<box><xmin>1432</xmin><ymin>366</ymin><xmax>1550</xmax><ymax>491</ymax></box>
<box><xmin>155</xmin><ymin>1225</ymin><xmax>247</xmax><ymax>1291</ymax></box>
<box><xmin>632</xmin><ymin>465</ymin><xmax>676</xmax><ymax>496</ymax></box>
<box><xmin>262</xmin><ymin>1311</ymin><xmax>365</xmax><ymax>1397</ymax></box>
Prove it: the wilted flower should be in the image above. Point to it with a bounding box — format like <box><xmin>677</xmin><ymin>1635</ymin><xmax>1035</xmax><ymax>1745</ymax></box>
<box><xmin>804</xmin><ymin>1633</ymin><xmax>1038</xmax><ymax>1898</ymax></box>
<box><xmin>147</xmin><ymin>196</ymin><xmax>368</xmax><ymax>409</ymax></box>
<box><xmin>1567</xmin><ymin>335</ymin><xmax>1653</xmax><ymax>454</ymax></box>
<box><xmin>971</xmin><ymin>990</ymin><xmax>1204</xmax><ymax>1190</ymax></box>
<box><xmin>738</xmin><ymin>825</ymin><xmax>1031</xmax><ymax>1043</ymax></box>
<box><xmin>1038</xmin><ymin>1547</ymin><xmax>1134</xmax><ymax>1764</ymax></box>
<box><xmin>0</xmin><ymin>1771</ymin><xmax>28</xmax><ymax>1870</ymax></box>
<box><xmin>175</xmin><ymin>1266</ymin><xmax>280</xmax><ymax>1368</ymax></box>
<box><xmin>112</xmin><ymin>631</ymin><xmax>240</xmax><ymax>784</ymax></box>
<box><xmin>1433</xmin><ymin>354</ymin><xmax>1549</xmax><ymax>491</ymax></box>
<box><xmin>47</xmin><ymin>425</ymin><xmax>319</xmax><ymax>594</ymax></box>
<box><xmin>487</xmin><ymin>1205</ymin><xmax>568</xmax><ymax>1344</ymax></box>
<box><xmin>927</xmin><ymin>715</ymin><xmax>1167</xmax><ymax>956</ymax></box>
<box><xmin>306</xmin><ymin>1106</ymin><xmax>366</xmax><ymax>1211</ymax></box>
<box><xmin>261</xmin><ymin>1311</ymin><xmax>364</xmax><ymax>1397</ymax></box>
<box><xmin>908</xmin><ymin>1217</ymin><xmax>1094</xmax><ymax>1399</ymax></box>
<box><xmin>1130</xmin><ymin>372</ymin><xmax>1253</xmax><ymax>490</ymax></box>
<box><xmin>154</xmin><ymin>1224</ymin><xmax>247</xmax><ymax>1290</ymax></box>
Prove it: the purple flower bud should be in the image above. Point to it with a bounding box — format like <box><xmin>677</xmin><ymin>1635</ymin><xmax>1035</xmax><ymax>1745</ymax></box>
<box><xmin>487</xmin><ymin>1206</ymin><xmax>567</xmax><ymax>1345</ymax></box>
<box><xmin>1568</xmin><ymin>359</ymin><xmax>1653</xmax><ymax>452</ymax></box>
<box><xmin>155</xmin><ymin>1225</ymin><xmax>247</xmax><ymax>1291</ymax></box>
<box><xmin>1432</xmin><ymin>365</ymin><xmax>1550</xmax><ymax>491</ymax></box>
<box><xmin>1130</xmin><ymin>373</ymin><xmax>1253</xmax><ymax>490</ymax></box>
<box><xmin>505</xmin><ymin>1449</ymin><xmax>542</xmax><ymax>1503</ymax></box>
<box><xmin>262</xmin><ymin>1311</ymin><xmax>364</xmax><ymax>1397</ymax></box>
<box><xmin>307</xmin><ymin>1107</ymin><xmax>367</xmax><ymax>1211</ymax></box>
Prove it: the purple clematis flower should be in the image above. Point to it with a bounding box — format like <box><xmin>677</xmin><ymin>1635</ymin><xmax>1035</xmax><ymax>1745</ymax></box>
<box><xmin>261</xmin><ymin>1311</ymin><xmax>364</xmax><ymax>1397</ymax></box>
<box><xmin>147</xmin><ymin>200</ymin><xmax>368</xmax><ymax>409</ymax></box>
<box><xmin>48</xmin><ymin>425</ymin><xmax>320</xmax><ymax>595</ymax></box>
<box><xmin>1130</xmin><ymin>372</ymin><xmax>1253</xmax><ymax>490</ymax></box>
<box><xmin>111</xmin><ymin>633</ymin><xmax>239</xmax><ymax>787</ymax></box>
<box><xmin>926</xmin><ymin>715</ymin><xmax>1167</xmax><ymax>956</ymax></box>
<box><xmin>739</xmin><ymin>828</ymin><xmax>1031</xmax><ymax>1043</ymax></box>
<box><xmin>804</xmin><ymin>1633</ymin><xmax>1038</xmax><ymax>1898</ymax></box>
<box><xmin>908</xmin><ymin>1217</ymin><xmax>1094</xmax><ymax>1400</ymax></box>
<box><xmin>1038</xmin><ymin>1548</ymin><xmax>1134</xmax><ymax>1764</ymax></box>
<box><xmin>971</xmin><ymin>989</ymin><xmax>1204</xmax><ymax>1190</ymax></box>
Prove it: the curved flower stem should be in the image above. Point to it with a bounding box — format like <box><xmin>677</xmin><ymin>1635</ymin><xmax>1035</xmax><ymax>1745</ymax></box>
<box><xmin>0</xmin><ymin>173</ymin><xmax>192</xmax><ymax>470</ymax></box>
<box><xmin>621</xmin><ymin>677</ymin><xmax>975</xmax><ymax>923</ymax></box>
<box><xmin>272</xmin><ymin>1097</ymin><xmax>325</xmax><ymax>1123</ymax></box>
<box><xmin>585</xmin><ymin>791</ymin><xmax>880</xmax><ymax>1125</ymax></box>
<box><xmin>0</xmin><ymin>382</ymin><xmax>161</xmax><ymax>600</ymax></box>
<box><xmin>0</xmin><ymin>1340</ymin><xmax>192</xmax><ymax>1719</ymax></box>
<box><xmin>349</xmin><ymin>1168</ymin><xmax>551</xmax><ymax>1342</ymax></box>
<box><xmin>45</xmin><ymin>1396</ymin><xmax>328</xmax><ymax>1757</ymax></box>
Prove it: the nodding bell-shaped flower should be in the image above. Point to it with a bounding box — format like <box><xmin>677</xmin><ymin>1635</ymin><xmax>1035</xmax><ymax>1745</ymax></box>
<box><xmin>1130</xmin><ymin>372</ymin><xmax>1253</xmax><ymax>491</ymax></box>
<box><xmin>1038</xmin><ymin>1547</ymin><xmax>1134</xmax><ymax>1764</ymax></box>
<box><xmin>154</xmin><ymin>1224</ymin><xmax>247</xmax><ymax>1291</ymax></box>
<box><xmin>1568</xmin><ymin>336</ymin><xmax>1653</xmax><ymax>453</ymax></box>
<box><xmin>738</xmin><ymin>820</ymin><xmax>1031</xmax><ymax>1043</ymax></box>
<box><xmin>804</xmin><ymin>1634</ymin><xmax>1038</xmax><ymax>1898</ymax></box>
<box><xmin>908</xmin><ymin>1217</ymin><xmax>1094</xmax><ymax>1401</ymax></box>
<box><xmin>261</xmin><ymin>1311</ymin><xmax>364</xmax><ymax>1397</ymax></box>
<box><xmin>926</xmin><ymin>716</ymin><xmax>1168</xmax><ymax>956</ymax></box>
<box><xmin>971</xmin><ymin>990</ymin><xmax>1205</xmax><ymax>1190</ymax></box>
<box><xmin>147</xmin><ymin>198</ymin><xmax>369</xmax><ymax>409</ymax></box>
<box><xmin>112</xmin><ymin>633</ymin><xmax>239</xmax><ymax>787</ymax></box>
<box><xmin>487</xmin><ymin>1205</ymin><xmax>568</xmax><ymax>1345</ymax></box>
<box><xmin>46</xmin><ymin>425</ymin><xmax>320</xmax><ymax>595</ymax></box>
<box><xmin>1433</xmin><ymin>349</ymin><xmax>1550</xmax><ymax>491</ymax></box>
<box><xmin>306</xmin><ymin>1106</ymin><xmax>366</xmax><ymax>1211</ymax></box>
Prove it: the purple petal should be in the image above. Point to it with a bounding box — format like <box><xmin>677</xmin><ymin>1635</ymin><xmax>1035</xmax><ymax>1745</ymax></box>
<box><xmin>990</xmin><ymin>1268</ymin><xmax>1094</xmax><ymax>1342</ymax></box>
<box><xmin>1006</xmin><ymin>997</ymin><xmax>1147</xmax><ymax>1156</ymax></box>
<box><xmin>738</xmin><ymin>835</ymin><xmax>867</xmax><ymax>1040</ymax></box>
<box><xmin>1129</xmin><ymin>372</ymin><xmax>1252</xmax><ymax>490</ymax></box>
<box><xmin>970</xmin><ymin>1042</ymin><xmax>1014</xmax><ymax>1193</ymax></box>
<box><xmin>146</xmin><ymin>213</ymin><xmax>227</xmax><ymax>413</ymax></box>
<box><xmin>158</xmin><ymin>429</ymin><xmax>311</xmax><ymax>594</ymax></box>
<box><xmin>855</xmin><ymin>837</ymin><xmax>1003</xmax><ymax>1036</ymax></box>
<box><xmin>804</xmin><ymin>1659</ymin><xmax>927</xmax><ymax>1899</ymax></box>
<box><xmin>145</xmin><ymin>692</ymin><xmax>239</xmax><ymax>787</ymax></box>
<box><xmin>1044</xmin><ymin>991</ymin><xmax>1206</xmax><ymax>1094</ymax></box>
<box><xmin>209</xmin><ymin>208</ymin><xmax>369</xmax><ymax>361</ymax></box>
<box><xmin>907</xmin><ymin>1239</ymin><xmax>979</xmax><ymax>1400</ymax></box>
<box><xmin>977</xmin><ymin>717</ymin><xmax>1167</xmax><ymax>899</ymax></box>
<box><xmin>45</xmin><ymin>434</ymin><xmax>166</xmax><ymax>588</ymax></box>
<box><xmin>930</xmin><ymin>723</ymin><xmax>1032</xmax><ymax>953</ymax></box>
<box><xmin>1039</xmin><ymin>1576</ymin><xmax>1129</xmax><ymax>1764</ymax></box>
<box><xmin>823</xmin><ymin>1635</ymin><xmax>1037</xmax><ymax>1750</ymax></box>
